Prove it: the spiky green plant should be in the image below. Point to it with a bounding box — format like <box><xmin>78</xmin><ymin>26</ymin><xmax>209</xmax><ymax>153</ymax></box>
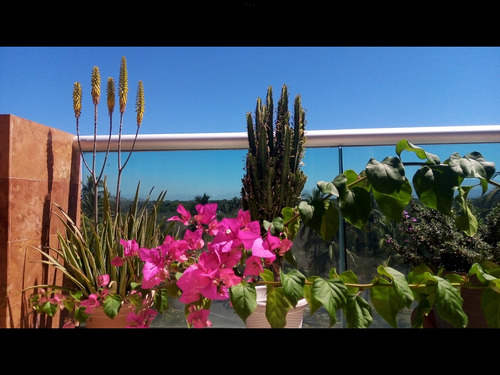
<box><xmin>241</xmin><ymin>84</ymin><xmax>307</xmax><ymax>228</ymax></box>
<box><xmin>26</xmin><ymin>181</ymin><xmax>173</xmax><ymax>324</ymax></box>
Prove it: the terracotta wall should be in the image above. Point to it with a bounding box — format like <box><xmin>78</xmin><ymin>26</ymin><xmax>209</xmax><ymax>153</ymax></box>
<box><xmin>0</xmin><ymin>115</ymin><xmax>81</xmax><ymax>328</ymax></box>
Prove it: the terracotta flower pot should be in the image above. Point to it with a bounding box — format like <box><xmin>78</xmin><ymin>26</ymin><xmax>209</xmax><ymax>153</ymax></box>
<box><xmin>85</xmin><ymin>304</ymin><xmax>135</xmax><ymax>328</ymax></box>
<box><xmin>412</xmin><ymin>287</ymin><xmax>488</xmax><ymax>328</ymax></box>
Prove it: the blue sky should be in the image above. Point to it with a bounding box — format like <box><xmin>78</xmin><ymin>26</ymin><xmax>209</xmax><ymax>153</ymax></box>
<box><xmin>1</xmin><ymin>46</ymin><xmax>499</xmax><ymax>200</ymax></box>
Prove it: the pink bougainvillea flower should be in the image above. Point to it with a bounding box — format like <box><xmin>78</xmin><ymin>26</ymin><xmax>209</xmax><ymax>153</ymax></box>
<box><xmin>177</xmin><ymin>264</ymin><xmax>213</xmax><ymax>303</ymax></box>
<box><xmin>244</xmin><ymin>255</ymin><xmax>264</xmax><ymax>277</ymax></box>
<box><xmin>62</xmin><ymin>319</ymin><xmax>77</xmax><ymax>328</ymax></box>
<box><xmin>97</xmin><ymin>274</ymin><xmax>110</xmax><ymax>288</ymax></box>
<box><xmin>140</xmin><ymin>247</ymin><xmax>167</xmax><ymax>289</ymax></box>
<box><xmin>167</xmin><ymin>204</ymin><xmax>192</xmax><ymax>225</ymax></box>
<box><xmin>187</xmin><ymin>308</ymin><xmax>212</xmax><ymax>328</ymax></box>
<box><xmin>80</xmin><ymin>294</ymin><xmax>100</xmax><ymax>314</ymax></box>
<box><xmin>278</xmin><ymin>237</ymin><xmax>293</xmax><ymax>256</ymax></box>
<box><xmin>194</xmin><ymin>203</ymin><xmax>218</xmax><ymax>225</ymax></box>
<box><xmin>100</xmin><ymin>289</ymin><xmax>110</xmax><ymax>299</ymax></box>
<box><xmin>162</xmin><ymin>235</ymin><xmax>189</xmax><ymax>263</ymax></box>
<box><xmin>111</xmin><ymin>256</ymin><xmax>125</xmax><ymax>267</ymax></box>
<box><xmin>237</xmin><ymin>209</ymin><xmax>252</xmax><ymax>226</ymax></box>
<box><xmin>215</xmin><ymin>212</ymin><xmax>261</xmax><ymax>250</ymax></box>
<box><xmin>51</xmin><ymin>293</ymin><xmax>66</xmax><ymax>304</ymax></box>
<box><xmin>218</xmin><ymin>267</ymin><xmax>242</xmax><ymax>289</ymax></box>
<box><xmin>183</xmin><ymin>228</ymin><xmax>204</xmax><ymax>250</ymax></box>
<box><xmin>120</xmin><ymin>239</ymin><xmax>139</xmax><ymax>257</ymax></box>
<box><xmin>126</xmin><ymin>308</ymin><xmax>158</xmax><ymax>328</ymax></box>
<box><xmin>250</xmin><ymin>237</ymin><xmax>276</xmax><ymax>262</ymax></box>
<box><xmin>206</xmin><ymin>219</ymin><xmax>220</xmax><ymax>236</ymax></box>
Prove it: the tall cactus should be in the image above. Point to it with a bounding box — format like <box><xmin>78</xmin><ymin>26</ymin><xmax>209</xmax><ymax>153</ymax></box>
<box><xmin>241</xmin><ymin>84</ymin><xmax>307</xmax><ymax>229</ymax></box>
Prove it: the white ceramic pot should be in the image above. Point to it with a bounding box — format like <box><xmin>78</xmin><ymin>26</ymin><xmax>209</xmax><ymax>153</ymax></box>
<box><xmin>245</xmin><ymin>285</ymin><xmax>308</xmax><ymax>328</ymax></box>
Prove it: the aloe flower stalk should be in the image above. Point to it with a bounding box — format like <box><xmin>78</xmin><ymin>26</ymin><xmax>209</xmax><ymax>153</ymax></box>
<box><xmin>107</xmin><ymin>77</ymin><xmax>115</xmax><ymax>116</ymax></box>
<box><xmin>73</xmin><ymin>82</ymin><xmax>82</xmax><ymax>119</ymax></box>
<box><xmin>115</xmin><ymin>56</ymin><xmax>129</xmax><ymax>216</ymax></box>
<box><xmin>117</xmin><ymin>80</ymin><xmax>145</xmax><ymax>217</ymax></box>
<box><xmin>93</xmin><ymin>77</ymin><xmax>116</xmax><ymax>186</ymax></box>
<box><xmin>135</xmin><ymin>80</ymin><xmax>145</xmax><ymax>127</ymax></box>
<box><xmin>119</xmin><ymin>56</ymin><xmax>128</xmax><ymax>114</ymax></box>
<box><xmin>91</xmin><ymin>66</ymin><xmax>101</xmax><ymax>105</ymax></box>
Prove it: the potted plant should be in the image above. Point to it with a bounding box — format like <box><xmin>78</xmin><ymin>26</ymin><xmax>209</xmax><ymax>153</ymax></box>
<box><xmin>240</xmin><ymin>84</ymin><xmax>308</xmax><ymax>326</ymax></box>
<box><xmin>26</xmin><ymin>57</ymin><xmax>172</xmax><ymax>328</ymax></box>
<box><xmin>383</xmin><ymin>198</ymin><xmax>500</xmax><ymax>327</ymax></box>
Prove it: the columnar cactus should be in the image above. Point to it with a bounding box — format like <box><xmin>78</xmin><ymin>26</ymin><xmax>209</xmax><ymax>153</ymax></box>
<box><xmin>241</xmin><ymin>84</ymin><xmax>307</xmax><ymax>229</ymax></box>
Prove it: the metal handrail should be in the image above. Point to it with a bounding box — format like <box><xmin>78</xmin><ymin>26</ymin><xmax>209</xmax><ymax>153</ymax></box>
<box><xmin>75</xmin><ymin>125</ymin><xmax>500</xmax><ymax>152</ymax></box>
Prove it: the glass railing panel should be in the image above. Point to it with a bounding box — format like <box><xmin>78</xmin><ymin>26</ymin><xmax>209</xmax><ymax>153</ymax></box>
<box><xmin>79</xmin><ymin>139</ymin><xmax>500</xmax><ymax>329</ymax></box>
<box><xmin>82</xmin><ymin>149</ymin><xmax>248</xmax><ymax>202</ymax></box>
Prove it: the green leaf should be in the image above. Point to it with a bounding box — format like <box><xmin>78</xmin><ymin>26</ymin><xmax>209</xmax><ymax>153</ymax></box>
<box><xmin>447</xmin><ymin>151</ymin><xmax>496</xmax><ymax>188</ymax></box>
<box><xmin>317</xmin><ymin>180</ymin><xmax>339</xmax><ymax>196</ymax></box>
<box><xmin>413</xmin><ymin>165</ymin><xmax>457</xmax><ymax>215</ymax></box>
<box><xmin>370</xmin><ymin>278</ymin><xmax>407</xmax><ymax>328</ymax></box>
<box><xmin>339</xmin><ymin>186</ymin><xmax>372</xmax><ymax>230</ymax></box>
<box><xmin>281</xmin><ymin>269</ymin><xmax>306</xmax><ymax>307</ymax></box>
<box><xmin>74</xmin><ymin>306</ymin><xmax>90</xmax><ymax>323</ymax></box>
<box><xmin>339</xmin><ymin>270</ymin><xmax>360</xmax><ymax>295</ymax></box>
<box><xmin>69</xmin><ymin>290</ymin><xmax>83</xmax><ymax>301</ymax></box>
<box><xmin>434</xmin><ymin>276</ymin><xmax>468</xmax><ymax>328</ymax></box>
<box><xmin>281</xmin><ymin>207</ymin><xmax>300</xmax><ymax>240</ymax></box>
<box><xmin>378</xmin><ymin>265</ymin><xmax>414</xmax><ymax>308</ymax></box>
<box><xmin>311</xmin><ymin>277</ymin><xmax>347</xmax><ymax>327</ymax></box>
<box><xmin>369</xmin><ymin>266</ymin><xmax>413</xmax><ymax>328</ymax></box>
<box><xmin>477</xmin><ymin>261</ymin><xmax>500</xmax><ymax>279</ymax></box>
<box><xmin>482</xmin><ymin>288</ymin><xmax>500</xmax><ymax>328</ymax></box>
<box><xmin>365</xmin><ymin>156</ymin><xmax>405</xmax><ymax>195</ymax></box>
<box><xmin>128</xmin><ymin>290</ymin><xmax>144</xmax><ymax>310</ymax></box>
<box><xmin>230</xmin><ymin>282</ymin><xmax>257</xmax><ymax>323</ymax></box>
<box><xmin>298</xmin><ymin>201</ymin><xmax>314</xmax><ymax>223</ymax></box>
<box><xmin>332</xmin><ymin>173</ymin><xmax>348</xmax><ymax>199</ymax></box>
<box><xmin>269</xmin><ymin>216</ymin><xmax>284</xmax><ymax>236</ymax></box>
<box><xmin>372</xmin><ymin>178</ymin><xmax>412</xmax><ymax>221</ymax></box>
<box><xmin>300</xmin><ymin>199</ymin><xmax>339</xmax><ymax>241</ymax></box>
<box><xmin>153</xmin><ymin>289</ymin><xmax>169</xmax><ymax>314</ymax></box>
<box><xmin>304</xmin><ymin>277</ymin><xmax>323</xmax><ymax>315</ymax></box>
<box><xmin>42</xmin><ymin>301</ymin><xmax>58</xmax><ymax>317</ymax></box>
<box><xmin>317</xmin><ymin>200</ymin><xmax>339</xmax><ymax>241</ymax></box>
<box><xmin>396</xmin><ymin>139</ymin><xmax>440</xmax><ymax>164</ymax></box>
<box><xmin>261</xmin><ymin>268</ymin><xmax>275</xmax><ymax>282</ymax></box>
<box><xmin>265</xmin><ymin>286</ymin><xmax>291</xmax><ymax>328</ymax></box>
<box><xmin>339</xmin><ymin>170</ymin><xmax>371</xmax><ymax>194</ymax></box>
<box><xmin>343</xmin><ymin>294</ymin><xmax>373</xmax><ymax>328</ymax></box>
<box><xmin>408</xmin><ymin>264</ymin><xmax>438</xmax><ymax>302</ymax></box>
<box><xmin>468</xmin><ymin>262</ymin><xmax>500</xmax><ymax>285</ymax></box>
<box><xmin>454</xmin><ymin>186</ymin><xmax>478</xmax><ymax>236</ymax></box>
<box><xmin>103</xmin><ymin>294</ymin><xmax>123</xmax><ymax>319</ymax></box>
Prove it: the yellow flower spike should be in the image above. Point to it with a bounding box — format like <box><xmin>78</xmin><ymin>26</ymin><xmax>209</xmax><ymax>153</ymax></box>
<box><xmin>73</xmin><ymin>82</ymin><xmax>82</xmax><ymax>118</ymax></box>
<box><xmin>119</xmin><ymin>56</ymin><xmax>128</xmax><ymax>114</ymax></box>
<box><xmin>107</xmin><ymin>77</ymin><xmax>115</xmax><ymax>115</ymax></box>
<box><xmin>91</xmin><ymin>66</ymin><xmax>101</xmax><ymax>105</ymax></box>
<box><xmin>135</xmin><ymin>80</ymin><xmax>145</xmax><ymax>127</ymax></box>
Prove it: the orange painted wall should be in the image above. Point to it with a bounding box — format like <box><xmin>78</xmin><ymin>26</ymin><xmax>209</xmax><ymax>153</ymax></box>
<box><xmin>0</xmin><ymin>115</ymin><xmax>81</xmax><ymax>328</ymax></box>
